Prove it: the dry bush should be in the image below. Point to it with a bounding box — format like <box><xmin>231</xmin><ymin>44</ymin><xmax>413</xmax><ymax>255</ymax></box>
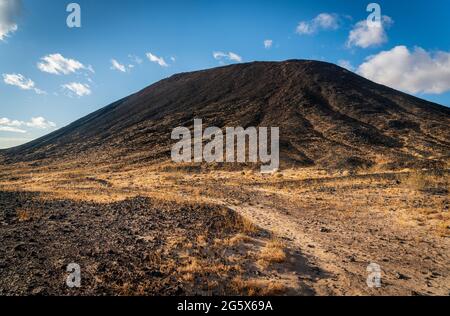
<box><xmin>196</xmin><ymin>235</ymin><xmax>208</xmax><ymax>247</ymax></box>
<box><xmin>177</xmin><ymin>257</ymin><xmax>235</xmax><ymax>275</ymax></box>
<box><xmin>258</xmin><ymin>239</ymin><xmax>286</xmax><ymax>268</ymax></box>
<box><xmin>16</xmin><ymin>210</ymin><xmax>32</xmax><ymax>222</ymax></box>
<box><xmin>437</xmin><ymin>220</ymin><xmax>450</xmax><ymax>238</ymax></box>
<box><xmin>239</xmin><ymin>216</ymin><xmax>259</xmax><ymax>234</ymax></box>
<box><xmin>232</xmin><ymin>277</ymin><xmax>287</xmax><ymax>296</ymax></box>
<box><xmin>209</xmin><ymin>208</ymin><xmax>258</xmax><ymax>235</ymax></box>
<box><xmin>178</xmin><ymin>257</ymin><xmax>203</xmax><ymax>274</ymax></box>
<box><xmin>404</xmin><ymin>170</ymin><xmax>448</xmax><ymax>193</ymax></box>
<box><xmin>220</xmin><ymin>233</ymin><xmax>253</xmax><ymax>247</ymax></box>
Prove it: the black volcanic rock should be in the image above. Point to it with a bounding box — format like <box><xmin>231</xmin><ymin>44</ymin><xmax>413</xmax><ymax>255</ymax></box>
<box><xmin>1</xmin><ymin>60</ymin><xmax>449</xmax><ymax>170</ymax></box>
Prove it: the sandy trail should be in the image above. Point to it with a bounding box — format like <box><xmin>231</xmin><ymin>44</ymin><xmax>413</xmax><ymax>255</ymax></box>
<box><xmin>220</xmin><ymin>200</ymin><xmax>449</xmax><ymax>295</ymax></box>
<box><xmin>204</xmin><ymin>174</ymin><xmax>449</xmax><ymax>296</ymax></box>
<box><xmin>221</xmin><ymin>202</ymin><xmax>352</xmax><ymax>295</ymax></box>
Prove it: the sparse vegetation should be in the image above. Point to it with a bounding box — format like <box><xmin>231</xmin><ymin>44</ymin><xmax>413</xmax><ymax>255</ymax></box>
<box><xmin>258</xmin><ymin>239</ymin><xmax>286</xmax><ymax>267</ymax></box>
<box><xmin>404</xmin><ymin>169</ymin><xmax>448</xmax><ymax>194</ymax></box>
<box><xmin>231</xmin><ymin>277</ymin><xmax>287</xmax><ymax>296</ymax></box>
<box><xmin>16</xmin><ymin>209</ymin><xmax>32</xmax><ymax>222</ymax></box>
<box><xmin>1</xmin><ymin>164</ymin><xmax>449</xmax><ymax>295</ymax></box>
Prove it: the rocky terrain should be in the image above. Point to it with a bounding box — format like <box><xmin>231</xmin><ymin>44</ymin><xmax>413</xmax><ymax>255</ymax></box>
<box><xmin>0</xmin><ymin>60</ymin><xmax>448</xmax><ymax>295</ymax></box>
<box><xmin>0</xmin><ymin>166</ymin><xmax>448</xmax><ymax>295</ymax></box>
<box><xmin>0</xmin><ymin>190</ymin><xmax>311</xmax><ymax>296</ymax></box>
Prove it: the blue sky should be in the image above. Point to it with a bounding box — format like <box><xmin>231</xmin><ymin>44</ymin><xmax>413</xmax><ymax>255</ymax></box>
<box><xmin>1</xmin><ymin>0</ymin><xmax>450</xmax><ymax>148</ymax></box>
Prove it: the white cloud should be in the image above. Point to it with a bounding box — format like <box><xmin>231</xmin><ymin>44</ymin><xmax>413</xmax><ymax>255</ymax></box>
<box><xmin>296</xmin><ymin>22</ymin><xmax>313</xmax><ymax>35</ymax></box>
<box><xmin>338</xmin><ymin>59</ymin><xmax>354</xmax><ymax>71</ymax></box>
<box><xmin>0</xmin><ymin>0</ymin><xmax>21</xmax><ymax>41</ymax></box>
<box><xmin>264</xmin><ymin>39</ymin><xmax>273</xmax><ymax>49</ymax></box>
<box><xmin>128</xmin><ymin>54</ymin><xmax>143</xmax><ymax>64</ymax></box>
<box><xmin>296</xmin><ymin>13</ymin><xmax>339</xmax><ymax>35</ymax></box>
<box><xmin>3</xmin><ymin>73</ymin><xmax>33</xmax><ymax>89</ymax></box>
<box><xmin>25</xmin><ymin>117</ymin><xmax>56</xmax><ymax>129</ymax></box>
<box><xmin>357</xmin><ymin>46</ymin><xmax>450</xmax><ymax>94</ymax></box>
<box><xmin>37</xmin><ymin>53</ymin><xmax>93</xmax><ymax>75</ymax></box>
<box><xmin>110</xmin><ymin>59</ymin><xmax>127</xmax><ymax>72</ymax></box>
<box><xmin>2</xmin><ymin>73</ymin><xmax>46</xmax><ymax>94</ymax></box>
<box><xmin>213</xmin><ymin>51</ymin><xmax>243</xmax><ymax>63</ymax></box>
<box><xmin>347</xmin><ymin>16</ymin><xmax>393</xmax><ymax>48</ymax></box>
<box><xmin>0</xmin><ymin>116</ymin><xmax>56</xmax><ymax>133</ymax></box>
<box><xmin>228</xmin><ymin>52</ymin><xmax>242</xmax><ymax>62</ymax></box>
<box><xmin>62</xmin><ymin>82</ymin><xmax>91</xmax><ymax>97</ymax></box>
<box><xmin>0</xmin><ymin>117</ymin><xmax>22</xmax><ymax>126</ymax></box>
<box><xmin>315</xmin><ymin>13</ymin><xmax>340</xmax><ymax>29</ymax></box>
<box><xmin>146</xmin><ymin>52</ymin><xmax>168</xmax><ymax>67</ymax></box>
<box><xmin>0</xmin><ymin>126</ymin><xmax>25</xmax><ymax>133</ymax></box>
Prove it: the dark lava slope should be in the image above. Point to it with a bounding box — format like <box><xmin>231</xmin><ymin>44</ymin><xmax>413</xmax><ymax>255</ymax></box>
<box><xmin>1</xmin><ymin>60</ymin><xmax>449</xmax><ymax>170</ymax></box>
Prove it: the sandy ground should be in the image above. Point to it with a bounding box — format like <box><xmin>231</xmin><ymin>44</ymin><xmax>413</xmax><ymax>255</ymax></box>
<box><xmin>0</xmin><ymin>164</ymin><xmax>448</xmax><ymax>296</ymax></box>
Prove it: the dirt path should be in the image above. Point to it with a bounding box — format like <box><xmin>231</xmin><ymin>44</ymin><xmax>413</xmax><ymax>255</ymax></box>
<box><xmin>216</xmin><ymin>199</ymin><xmax>449</xmax><ymax>296</ymax></box>
<box><xmin>205</xmin><ymin>174</ymin><xmax>450</xmax><ymax>296</ymax></box>
<box><xmin>211</xmin><ymin>199</ymin><xmax>365</xmax><ymax>295</ymax></box>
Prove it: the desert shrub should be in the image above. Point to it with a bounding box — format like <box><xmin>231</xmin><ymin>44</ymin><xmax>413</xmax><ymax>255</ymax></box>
<box><xmin>404</xmin><ymin>169</ymin><xmax>448</xmax><ymax>194</ymax></box>
<box><xmin>258</xmin><ymin>239</ymin><xmax>286</xmax><ymax>267</ymax></box>
<box><xmin>207</xmin><ymin>208</ymin><xmax>258</xmax><ymax>235</ymax></box>
<box><xmin>232</xmin><ymin>277</ymin><xmax>286</xmax><ymax>296</ymax></box>
<box><xmin>16</xmin><ymin>209</ymin><xmax>32</xmax><ymax>222</ymax></box>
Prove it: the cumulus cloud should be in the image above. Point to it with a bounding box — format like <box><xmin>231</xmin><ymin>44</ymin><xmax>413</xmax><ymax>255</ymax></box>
<box><xmin>26</xmin><ymin>117</ymin><xmax>56</xmax><ymax>129</ymax></box>
<box><xmin>213</xmin><ymin>51</ymin><xmax>243</xmax><ymax>63</ymax></box>
<box><xmin>3</xmin><ymin>73</ymin><xmax>33</xmax><ymax>89</ymax></box>
<box><xmin>0</xmin><ymin>116</ymin><xmax>56</xmax><ymax>133</ymax></box>
<box><xmin>0</xmin><ymin>117</ymin><xmax>22</xmax><ymax>126</ymax></box>
<box><xmin>2</xmin><ymin>73</ymin><xmax>46</xmax><ymax>94</ymax></box>
<box><xmin>347</xmin><ymin>16</ymin><xmax>393</xmax><ymax>48</ymax></box>
<box><xmin>296</xmin><ymin>13</ymin><xmax>339</xmax><ymax>35</ymax></box>
<box><xmin>357</xmin><ymin>46</ymin><xmax>450</xmax><ymax>94</ymax></box>
<box><xmin>62</xmin><ymin>82</ymin><xmax>91</xmax><ymax>97</ymax></box>
<box><xmin>0</xmin><ymin>126</ymin><xmax>25</xmax><ymax>133</ymax></box>
<box><xmin>37</xmin><ymin>53</ymin><xmax>94</xmax><ymax>75</ymax></box>
<box><xmin>0</xmin><ymin>0</ymin><xmax>21</xmax><ymax>41</ymax></box>
<box><xmin>264</xmin><ymin>40</ymin><xmax>273</xmax><ymax>49</ymax></box>
<box><xmin>110</xmin><ymin>59</ymin><xmax>127</xmax><ymax>72</ymax></box>
<box><xmin>146</xmin><ymin>52</ymin><xmax>168</xmax><ymax>67</ymax></box>
<box><xmin>338</xmin><ymin>59</ymin><xmax>354</xmax><ymax>71</ymax></box>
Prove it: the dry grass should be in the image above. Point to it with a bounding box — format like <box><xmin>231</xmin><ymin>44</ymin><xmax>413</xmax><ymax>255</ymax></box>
<box><xmin>16</xmin><ymin>209</ymin><xmax>33</xmax><ymax>222</ymax></box>
<box><xmin>231</xmin><ymin>277</ymin><xmax>287</xmax><ymax>296</ymax></box>
<box><xmin>2</xmin><ymin>163</ymin><xmax>449</xmax><ymax>295</ymax></box>
<box><xmin>178</xmin><ymin>257</ymin><xmax>203</xmax><ymax>274</ymax></box>
<box><xmin>437</xmin><ymin>220</ymin><xmax>450</xmax><ymax>238</ymax></box>
<box><xmin>216</xmin><ymin>209</ymin><xmax>259</xmax><ymax>235</ymax></box>
<box><xmin>404</xmin><ymin>170</ymin><xmax>448</xmax><ymax>193</ymax></box>
<box><xmin>220</xmin><ymin>233</ymin><xmax>253</xmax><ymax>247</ymax></box>
<box><xmin>258</xmin><ymin>239</ymin><xmax>286</xmax><ymax>268</ymax></box>
<box><xmin>239</xmin><ymin>216</ymin><xmax>259</xmax><ymax>234</ymax></box>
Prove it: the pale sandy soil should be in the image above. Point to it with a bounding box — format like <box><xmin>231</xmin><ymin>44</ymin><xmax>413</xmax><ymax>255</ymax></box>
<box><xmin>0</xmin><ymin>163</ymin><xmax>448</xmax><ymax>296</ymax></box>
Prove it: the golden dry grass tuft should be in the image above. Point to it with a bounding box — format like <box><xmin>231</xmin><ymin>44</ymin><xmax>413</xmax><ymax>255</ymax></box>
<box><xmin>437</xmin><ymin>220</ymin><xmax>450</xmax><ymax>238</ymax></box>
<box><xmin>258</xmin><ymin>239</ymin><xmax>286</xmax><ymax>268</ymax></box>
<box><xmin>215</xmin><ymin>209</ymin><xmax>259</xmax><ymax>235</ymax></box>
<box><xmin>231</xmin><ymin>277</ymin><xmax>287</xmax><ymax>296</ymax></box>
<box><xmin>404</xmin><ymin>170</ymin><xmax>448</xmax><ymax>193</ymax></box>
<box><xmin>16</xmin><ymin>209</ymin><xmax>33</xmax><ymax>222</ymax></box>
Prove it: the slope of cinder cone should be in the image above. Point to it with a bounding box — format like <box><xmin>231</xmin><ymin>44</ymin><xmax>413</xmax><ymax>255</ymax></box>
<box><xmin>1</xmin><ymin>60</ymin><xmax>449</xmax><ymax>170</ymax></box>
